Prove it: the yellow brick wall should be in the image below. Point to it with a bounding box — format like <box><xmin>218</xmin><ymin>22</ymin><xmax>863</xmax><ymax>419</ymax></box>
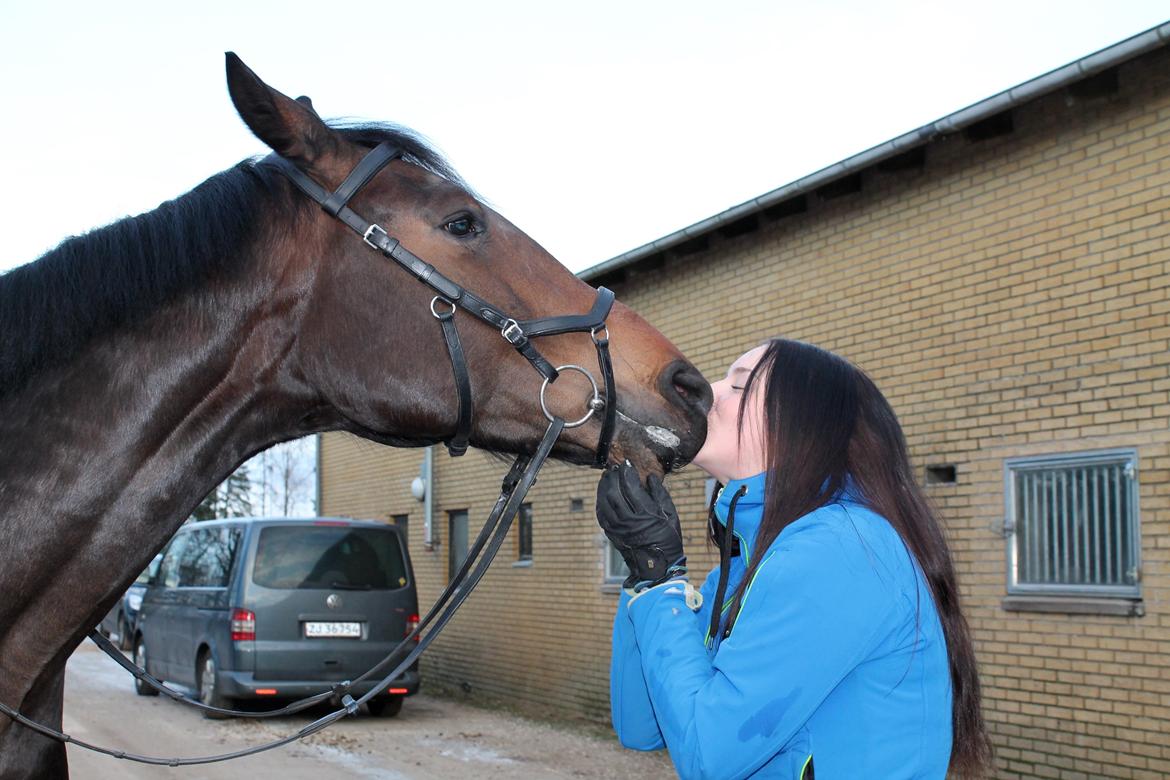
<box><xmin>322</xmin><ymin>48</ymin><xmax>1170</xmax><ymax>779</ymax></box>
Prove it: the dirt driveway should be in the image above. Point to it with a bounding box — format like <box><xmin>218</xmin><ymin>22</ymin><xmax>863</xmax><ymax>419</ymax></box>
<box><xmin>62</xmin><ymin>641</ymin><xmax>676</xmax><ymax>779</ymax></box>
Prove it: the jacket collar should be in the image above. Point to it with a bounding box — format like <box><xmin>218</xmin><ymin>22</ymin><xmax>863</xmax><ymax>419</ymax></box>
<box><xmin>713</xmin><ymin>472</ymin><xmax>866</xmax><ymax>564</ymax></box>
<box><xmin>713</xmin><ymin>472</ymin><xmax>768</xmax><ymax>565</ymax></box>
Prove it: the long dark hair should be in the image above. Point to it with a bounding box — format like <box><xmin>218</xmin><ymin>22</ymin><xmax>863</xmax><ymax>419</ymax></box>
<box><xmin>722</xmin><ymin>339</ymin><xmax>990</xmax><ymax>777</ymax></box>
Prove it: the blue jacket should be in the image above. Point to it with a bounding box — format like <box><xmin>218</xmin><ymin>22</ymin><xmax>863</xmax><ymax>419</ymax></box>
<box><xmin>610</xmin><ymin>472</ymin><xmax>953</xmax><ymax>779</ymax></box>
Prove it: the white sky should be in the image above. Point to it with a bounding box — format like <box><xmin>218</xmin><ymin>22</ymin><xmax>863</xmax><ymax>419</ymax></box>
<box><xmin>1</xmin><ymin>2</ymin><xmax>1167</xmax><ymax>275</ymax></box>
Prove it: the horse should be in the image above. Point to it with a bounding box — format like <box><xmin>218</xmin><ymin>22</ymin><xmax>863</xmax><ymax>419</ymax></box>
<box><xmin>0</xmin><ymin>54</ymin><xmax>711</xmax><ymax>778</ymax></box>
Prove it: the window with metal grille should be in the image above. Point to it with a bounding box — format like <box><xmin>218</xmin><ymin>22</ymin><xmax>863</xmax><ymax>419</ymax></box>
<box><xmin>1005</xmin><ymin>450</ymin><xmax>1140</xmax><ymax>598</ymax></box>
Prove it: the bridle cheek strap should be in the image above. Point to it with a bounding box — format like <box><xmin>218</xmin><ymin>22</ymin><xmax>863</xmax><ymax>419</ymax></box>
<box><xmin>431</xmin><ymin>299</ymin><xmax>473</xmax><ymax>456</ymax></box>
<box><xmin>592</xmin><ymin>326</ymin><xmax>617</xmax><ymax>468</ymax></box>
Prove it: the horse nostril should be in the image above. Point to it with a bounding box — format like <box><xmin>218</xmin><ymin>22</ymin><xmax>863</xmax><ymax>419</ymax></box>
<box><xmin>665</xmin><ymin>363</ymin><xmax>713</xmax><ymax>414</ymax></box>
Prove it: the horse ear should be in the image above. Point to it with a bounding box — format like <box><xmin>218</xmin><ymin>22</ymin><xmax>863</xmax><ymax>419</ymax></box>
<box><xmin>225</xmin><ymin>52</ymin><xmax>335</xmax><ymax>165</ymax></box>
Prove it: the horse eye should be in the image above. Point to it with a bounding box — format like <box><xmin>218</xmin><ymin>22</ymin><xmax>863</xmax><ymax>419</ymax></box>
<box><xmin>444</xmin><ymin>217</ymin><xmax>476</xmax><ymax>237</ymax></box>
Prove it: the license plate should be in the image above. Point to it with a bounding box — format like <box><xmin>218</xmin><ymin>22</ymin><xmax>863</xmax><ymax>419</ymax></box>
<box><xmin>304</xmin><ymin>621</ymin><xmax>362</xmax><ymax>638</ymax></box>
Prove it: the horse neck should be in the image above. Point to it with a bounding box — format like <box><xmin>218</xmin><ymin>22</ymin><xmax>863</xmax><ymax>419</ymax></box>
<box><xmin>0</xmin><ymin>253</ymin><xmax>318</xmax><ymax>700</ymax></box>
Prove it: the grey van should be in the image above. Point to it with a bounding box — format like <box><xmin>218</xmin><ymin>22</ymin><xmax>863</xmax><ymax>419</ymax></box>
<box><xmin>134</xmin><ymin>517</ymin><xmax>420</xmax><ymax>717</ymax></box>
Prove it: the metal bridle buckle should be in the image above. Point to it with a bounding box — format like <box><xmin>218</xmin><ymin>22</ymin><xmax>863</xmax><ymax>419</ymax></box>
<box><xmin>500</xmin><ymin>319</ymin><xmax>525</xmax><ymax>345</ymax></box>
<box><xmin>590</xmin><ymin>323</ymin><xmax>609</xmax><ymax>345</ymax></box>
<box><xmin>540</xmin><ymin>365</ymin><xmax>603</xmax><ymax>428</ymax></box>
<box><xmin>430</xmin><ymin>296</ymin><xmax>456</xmax><ymax>319</ymax></box>
<box><xmin>363</xmin><ymin>224</ymin><xmax>389</xmax><ymax>249</ymax></box>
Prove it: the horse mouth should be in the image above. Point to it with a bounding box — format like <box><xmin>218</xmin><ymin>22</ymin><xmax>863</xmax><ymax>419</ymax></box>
<box><xmin>613</xmin><ymin>408</ymin><xmax>700</xmax><ymax>474</ymax></box>
<box><xmin>617</xmin><ymin>410</ymin><xmax>681</xmax><ymax>449</ymax></box>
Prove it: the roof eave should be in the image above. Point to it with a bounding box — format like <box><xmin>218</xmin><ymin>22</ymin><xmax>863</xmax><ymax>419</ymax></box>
<box><xmin>580</xmin><ymin>20</ymin><xmax>1170</xmax><ymax>282</ymax></box>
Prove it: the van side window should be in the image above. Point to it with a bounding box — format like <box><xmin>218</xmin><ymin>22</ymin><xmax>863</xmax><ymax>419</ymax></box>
<box><xmin>158</xmin><ymin>533</ymin><xmax>190</xmax><ymax>588</ymax></box>
<box><xmin>205</xmin><ymin>527</ymin><xmax>238</xmax><ymax>587</ymax></box>
<box><xmin>200</xmin><ymin>527</ymin><xmax>240</xmax><ymax>588</ymax></box>
<box><xmin>176</xmin><ymin>530</ymin><xmax>208</xmax><ymax>587</ymax></box>
<box><xmin>177</xmin><ymin>527</ymin><xmax>241</xmax><ymax>588</ymax></box>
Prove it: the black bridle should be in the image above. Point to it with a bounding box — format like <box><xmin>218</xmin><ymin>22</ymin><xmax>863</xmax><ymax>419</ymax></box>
<box><xmin>267</xmin><ymin>140</ymin><xmax>619</xmax><ymax>464</ymax></box>
<box><xmin>0</xmin><ymin>143</ymin><xmax>622</xmax><ymax>764</ymax></box>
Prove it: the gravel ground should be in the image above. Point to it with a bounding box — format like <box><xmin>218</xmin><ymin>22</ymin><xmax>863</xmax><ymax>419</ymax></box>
<box><xmin>62</xmin><ymin>641</ymin><xmax>677</xmax><ymax>779</ymax></box>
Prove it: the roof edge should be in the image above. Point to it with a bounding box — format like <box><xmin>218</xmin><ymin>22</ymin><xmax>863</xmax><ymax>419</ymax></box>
<box><xmin>580</xmin><ymin>21</ymin><xmax>1170</xmax><ymax>282</ymax></box>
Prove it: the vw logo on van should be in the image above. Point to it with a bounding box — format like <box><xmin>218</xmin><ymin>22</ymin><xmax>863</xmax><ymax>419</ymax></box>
<box><xmin>326</xmin><ymin>594</ymin><xmax>343</xmax><ymax>610</ymax></box>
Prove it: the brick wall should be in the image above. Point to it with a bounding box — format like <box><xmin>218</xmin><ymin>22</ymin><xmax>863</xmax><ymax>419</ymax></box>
<box><xmin>321</xmin><ymin>47</ymin><xmax>1170</xmax><ymax>778</ymax></box>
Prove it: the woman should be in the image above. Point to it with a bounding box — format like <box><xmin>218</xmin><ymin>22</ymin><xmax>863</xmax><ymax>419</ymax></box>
<box><xmin>597</xmin><ymin>339</ymin><xmax>989</xmax><ymax>779</ymax></box>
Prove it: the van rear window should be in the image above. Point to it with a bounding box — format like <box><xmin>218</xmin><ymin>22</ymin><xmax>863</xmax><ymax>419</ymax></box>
<box><xmin>253</xmin><ymin>526</ymin><xmax>408</xmax><ymax>590</ymax></box>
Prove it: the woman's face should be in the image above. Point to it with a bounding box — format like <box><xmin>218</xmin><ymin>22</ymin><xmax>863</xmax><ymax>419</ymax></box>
<box><xmin>692</xmin><ymin>345</ymin><xmax>769</xmax><ymax>483</ymax></box>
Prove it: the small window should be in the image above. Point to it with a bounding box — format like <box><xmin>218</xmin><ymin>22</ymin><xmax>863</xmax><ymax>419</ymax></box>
<box><xmin>517</xmin><ymin>503</ymin><xmax>533</xmax><ymax>562</ymax></box>
<box><xmin>605</xmin><ymin>541</ymin><xmax>629</xmax><ymax>585</ymax></box>
<box><xmin>448</xmin><ymin>510</ymin><xmax>469</xmax><ymax>582</ymax></box>
<box><xmin>1006</xmin><ymin>450</ymin><xmax>1140</xmax><ymax>598</ymax></box>
<box><xmin>926</xmin><ymin>465</ymin><xmax>957</xmax><ymax>485</ymax></box>
<box><xmin>392</xmin><ymin>513</ymin><xmax>409</xmax><ymax>546</ymax></box>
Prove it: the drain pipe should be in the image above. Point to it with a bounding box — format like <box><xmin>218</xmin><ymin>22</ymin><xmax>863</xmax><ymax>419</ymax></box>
<box><xmin>417</xmin><ymin>445</ymin><xmax>434</xmax><ymax>549</ymax></box>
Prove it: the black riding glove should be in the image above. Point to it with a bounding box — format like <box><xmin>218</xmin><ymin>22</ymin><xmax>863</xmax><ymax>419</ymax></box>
<box><xmin>596</xmin><ymin>463</ymin><xmax>685</xmax><ymax>591</ymax></box>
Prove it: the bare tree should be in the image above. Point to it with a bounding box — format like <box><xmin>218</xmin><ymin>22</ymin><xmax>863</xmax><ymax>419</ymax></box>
<box><xmin>248</xmin><ymin>438</ymin><xmax>315</xmax><ymax>517</ymax></box>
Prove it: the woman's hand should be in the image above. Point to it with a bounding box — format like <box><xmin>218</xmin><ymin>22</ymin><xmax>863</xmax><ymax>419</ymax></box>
<box><xmin>596</xmin><ymin>463</ymin><xmax>685</xmax><ymax>590</ymax></box>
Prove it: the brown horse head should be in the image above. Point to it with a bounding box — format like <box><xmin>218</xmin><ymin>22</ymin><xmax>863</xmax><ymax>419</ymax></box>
<box><xmin>225</xmin><ymin>54</ymin><xmax>710</xmax><ymax>473</ymax></box>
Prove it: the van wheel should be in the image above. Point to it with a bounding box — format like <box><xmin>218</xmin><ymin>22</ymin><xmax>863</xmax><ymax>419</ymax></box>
<box><xmin>366</xmin><ymin>695</ymin><xmax>403</xmax><ymax>717</ymax></box>
<box><xmin>133</xmin><ymin>638</ymin><xmax>158</xmax><ymax>697</ymax></box>
<box><xmin>197</xmin><ymin>651</ymin><xmax>233</xmax><ymax>719</ymax></box>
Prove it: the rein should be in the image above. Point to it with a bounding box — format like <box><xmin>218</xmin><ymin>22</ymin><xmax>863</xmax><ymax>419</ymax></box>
<box><xmin>0</xmin><ymin>142</ymin><xmax>619</xmax><ymax>764</ymax></box>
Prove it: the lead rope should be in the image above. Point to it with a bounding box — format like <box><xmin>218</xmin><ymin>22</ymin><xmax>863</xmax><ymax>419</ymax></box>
<box><xmin>0</xmin><ymin>419</ymin><xmax>564</xmax><ymax>765</ymax></box>
<box><xmin>706</xmin><ymin>484</ymin><xmax>747</xmax><ymax>647</ymax></box>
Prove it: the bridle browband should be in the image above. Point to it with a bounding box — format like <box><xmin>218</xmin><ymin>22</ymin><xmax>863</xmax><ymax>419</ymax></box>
<box><xmin>263</xmin><ymin>141</ymin><xmax>619</xmax><ymax>465</ymax></box>
<box><xmin>0</xmin><ymin>141</ymin><xmax>626</xmax><ymax>765</ymax></box>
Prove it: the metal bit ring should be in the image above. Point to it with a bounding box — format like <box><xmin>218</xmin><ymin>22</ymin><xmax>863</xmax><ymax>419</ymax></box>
<box><xmin>540</xmin><ymin>365</ymin><xmax>603</xmax><ymax>428</ymax></box>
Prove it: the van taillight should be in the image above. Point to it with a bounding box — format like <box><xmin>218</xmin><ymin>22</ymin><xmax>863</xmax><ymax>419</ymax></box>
<box><xmin>406</xmin><ymin>613</ymin><xmax>420</xmax><ymax>642</ymax></box>
<box><xmin>231</xmin><ymin>609</ymin><xmax>256</xmax><ymax>641</ymax></box>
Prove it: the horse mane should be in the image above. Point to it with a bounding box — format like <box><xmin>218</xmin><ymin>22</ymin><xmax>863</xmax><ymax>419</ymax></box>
<box><xmin>0</xmin><ymin>123</ymin><xmax>461</xmax><ymax>399</ymax></box>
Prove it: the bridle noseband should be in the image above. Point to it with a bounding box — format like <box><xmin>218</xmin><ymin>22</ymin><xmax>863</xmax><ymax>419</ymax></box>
<box><xmin>262</xmin><ymin>141</ymin><xmax>619</xmax><ymax>466</ymax></box>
